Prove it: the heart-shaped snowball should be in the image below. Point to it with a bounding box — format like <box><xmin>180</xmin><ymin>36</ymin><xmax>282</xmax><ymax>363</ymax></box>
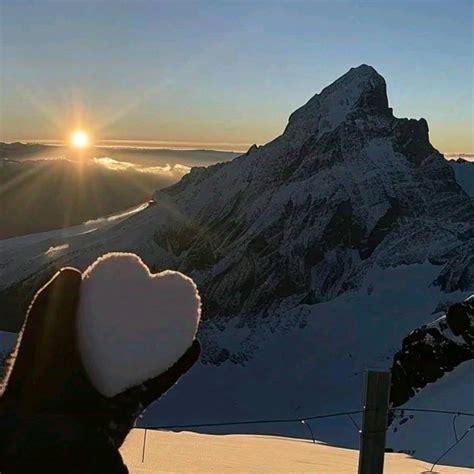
<box><xmin>77</xmin><ymin>252</ymin><xmax>201</xmax><ymax>397</ymax></box>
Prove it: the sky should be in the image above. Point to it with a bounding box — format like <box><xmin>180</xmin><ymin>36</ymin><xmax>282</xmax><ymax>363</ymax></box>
<box><xmin>0</xmin><ymin>0</ymin><xmax>472</xmax><ymax>153</ymax></box>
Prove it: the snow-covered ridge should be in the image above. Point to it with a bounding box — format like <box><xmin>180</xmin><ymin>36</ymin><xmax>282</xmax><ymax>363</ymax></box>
<box><xmin>284</xmin><ymin>64</ymin><xmax>391</xmax><ymax>145</ymax></box>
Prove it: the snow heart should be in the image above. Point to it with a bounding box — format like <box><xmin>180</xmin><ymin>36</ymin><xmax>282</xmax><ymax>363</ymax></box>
<box><xmin>77</xmin><ymin>253</ymin><xmax>201</xmax><ymax>397</ymax></box>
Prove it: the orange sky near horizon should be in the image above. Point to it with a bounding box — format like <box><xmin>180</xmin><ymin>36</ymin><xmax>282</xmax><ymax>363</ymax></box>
<box><xmin>2</xmin><ymin>2</ymin><xmax>472</xmax><ymax>155</ymax></box>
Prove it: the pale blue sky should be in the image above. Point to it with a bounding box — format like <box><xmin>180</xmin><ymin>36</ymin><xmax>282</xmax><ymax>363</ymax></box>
<box><xmin>1</xmin><ymin>0</ymin><xmax>472</xmax><ymax>152</ymax></box>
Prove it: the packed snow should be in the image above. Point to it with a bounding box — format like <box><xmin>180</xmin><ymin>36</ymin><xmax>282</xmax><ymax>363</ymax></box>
<box><xmin>78</xmin><ymin>253</ymin><xmax>201</xmax><ymax>396</ymax></box>
<box><xmin>120</xmin><ymin>429</ymin><xmax>473</xmax><ymax>473</ymax></box>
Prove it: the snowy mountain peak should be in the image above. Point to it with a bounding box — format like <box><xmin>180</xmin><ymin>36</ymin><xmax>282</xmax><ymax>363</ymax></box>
<box><xmin>284</xmin><ymin>64</ymin><xmax>391</xmax><ymax>144</ymax></box>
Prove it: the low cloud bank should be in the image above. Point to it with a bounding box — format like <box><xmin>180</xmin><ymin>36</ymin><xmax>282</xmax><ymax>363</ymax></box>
<box><xmin>93</xmin><ymin>157</ymin><xmax>191</xmax><ymax>177</ymax></box>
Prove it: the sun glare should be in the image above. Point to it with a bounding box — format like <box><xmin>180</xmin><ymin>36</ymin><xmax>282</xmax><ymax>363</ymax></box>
<box><xmin>71</xmin><ymin>130</ymin><xmax>90</xmax><ymax>148</ymax></box>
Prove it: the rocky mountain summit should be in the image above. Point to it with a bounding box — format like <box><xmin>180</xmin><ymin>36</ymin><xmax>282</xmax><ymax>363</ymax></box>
<box><xmin>151</xmin><ymin>65</ymin><xmax>473</xmax><ymax>328</ymax></box>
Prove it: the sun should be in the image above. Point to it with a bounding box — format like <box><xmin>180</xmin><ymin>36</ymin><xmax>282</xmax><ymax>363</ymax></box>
<box><xmin>71</xmin><ymin>130</ymin><xmax>90</xmax><ymax>148</ymax></box>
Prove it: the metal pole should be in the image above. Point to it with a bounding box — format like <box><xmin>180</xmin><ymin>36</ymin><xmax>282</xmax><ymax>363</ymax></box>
<box><xmin>358</xmin><ymin>370</ymin><xmax>391</xmax><ymax>474</ymax></box>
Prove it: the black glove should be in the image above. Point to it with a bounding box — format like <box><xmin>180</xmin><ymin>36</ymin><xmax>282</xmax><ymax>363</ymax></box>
<box><xmin>0</xmin><ymin>268</ymin><xmax>200</xmax><ymax>473</ymax></box>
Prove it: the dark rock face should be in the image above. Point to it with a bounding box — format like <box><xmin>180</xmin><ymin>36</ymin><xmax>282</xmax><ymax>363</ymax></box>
<box><xmin>393</xmin><ymin>118</ymin><xmax>434</xmax><ymax>166</ymax></box>
<box><xmin>354</xmin><ymin>73</ymin><xmax>392</xmax><ymax>117</ymax></box>
<box><xmin>390</xmin><ymin>297</ymin><xmax>474</xmax><ymax>407</ymax></box>
<box><xmin>447</xmin><ymin>298</ymin><xmax>474</xmax><ymax>344</ymax></box>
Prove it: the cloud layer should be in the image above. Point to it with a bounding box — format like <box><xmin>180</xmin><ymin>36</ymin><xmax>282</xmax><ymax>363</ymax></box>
<box><xmin>93</xmin><ymin>157</ymin><xmax>191</xmax><ymax>177</ymax></box>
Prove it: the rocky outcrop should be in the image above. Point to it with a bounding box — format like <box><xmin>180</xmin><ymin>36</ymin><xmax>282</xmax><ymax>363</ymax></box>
<box><xmin>390</xmin><ymin>296</ymin><xmax>474</xmax><ymax>407</ymax></box>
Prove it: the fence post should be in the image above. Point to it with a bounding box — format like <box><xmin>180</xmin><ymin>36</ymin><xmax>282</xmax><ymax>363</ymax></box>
<box><xmin>358</xmin><ymin>370</ymin><xmax>391</xmax><ymax>474</ymax></box>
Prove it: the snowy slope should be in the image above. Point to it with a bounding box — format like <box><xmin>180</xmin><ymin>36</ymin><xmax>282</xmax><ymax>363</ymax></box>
<box><xmin>0</xmin><ymin>65</ymin><xmax>473</xmax><ymax>465</ymax></box>
<box><xmin>121</xmin><ymin>429</ymin><xmax>472</xmax><ymax>473</ymax></box>
<box><xmin>389</xmin><ymin>359</ymin><xmax>474</xmax><ymax>467</ymax></box>
<box><xmin>450</xmin><ymin>158</ymin><xmax>474</xmax><ymax>196</ymax></box>
<box><xmin>0</xmin><ymin>201</ymin><xmax>152</xmax><ymax>331</ymax></box>
<box><xmin>135</xmin><ymin>264</ymin><xmax>473</xmax><ymax>466</ymax></box>
<box><xmin>0</xmin><ymin>200</ymin><xmax>149</xmax><ymax>287</ymax></box>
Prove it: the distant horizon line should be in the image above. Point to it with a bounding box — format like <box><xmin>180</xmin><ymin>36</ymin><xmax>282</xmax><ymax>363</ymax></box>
<box><xmin>1</xmin><ymin>139</ymin><xmax>473</xmax><ymax>158</ymax></box>
<box><xmin>1</xmin><ymin>138</ymin><xmax>252</xmax><ymax>153</ymax></box>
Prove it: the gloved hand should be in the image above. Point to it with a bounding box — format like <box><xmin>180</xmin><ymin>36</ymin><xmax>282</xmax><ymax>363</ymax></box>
<box><xmin>0</xmin><ymin>268</ymin><xmax>200</xmax><ymax>473</ymax></box>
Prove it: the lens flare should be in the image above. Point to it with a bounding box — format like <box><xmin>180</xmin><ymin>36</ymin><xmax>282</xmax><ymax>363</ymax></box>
<box><xmin>71</xmin><ymin>130</ymin><xmax>90</xmax><ymax>148</ymax></box>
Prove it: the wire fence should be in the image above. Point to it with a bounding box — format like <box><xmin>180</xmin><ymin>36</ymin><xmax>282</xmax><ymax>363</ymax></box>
<box><xmin>141</xmin><ymin>407</ymin><xmax>474</xmax><ymax>472</ymax></box>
